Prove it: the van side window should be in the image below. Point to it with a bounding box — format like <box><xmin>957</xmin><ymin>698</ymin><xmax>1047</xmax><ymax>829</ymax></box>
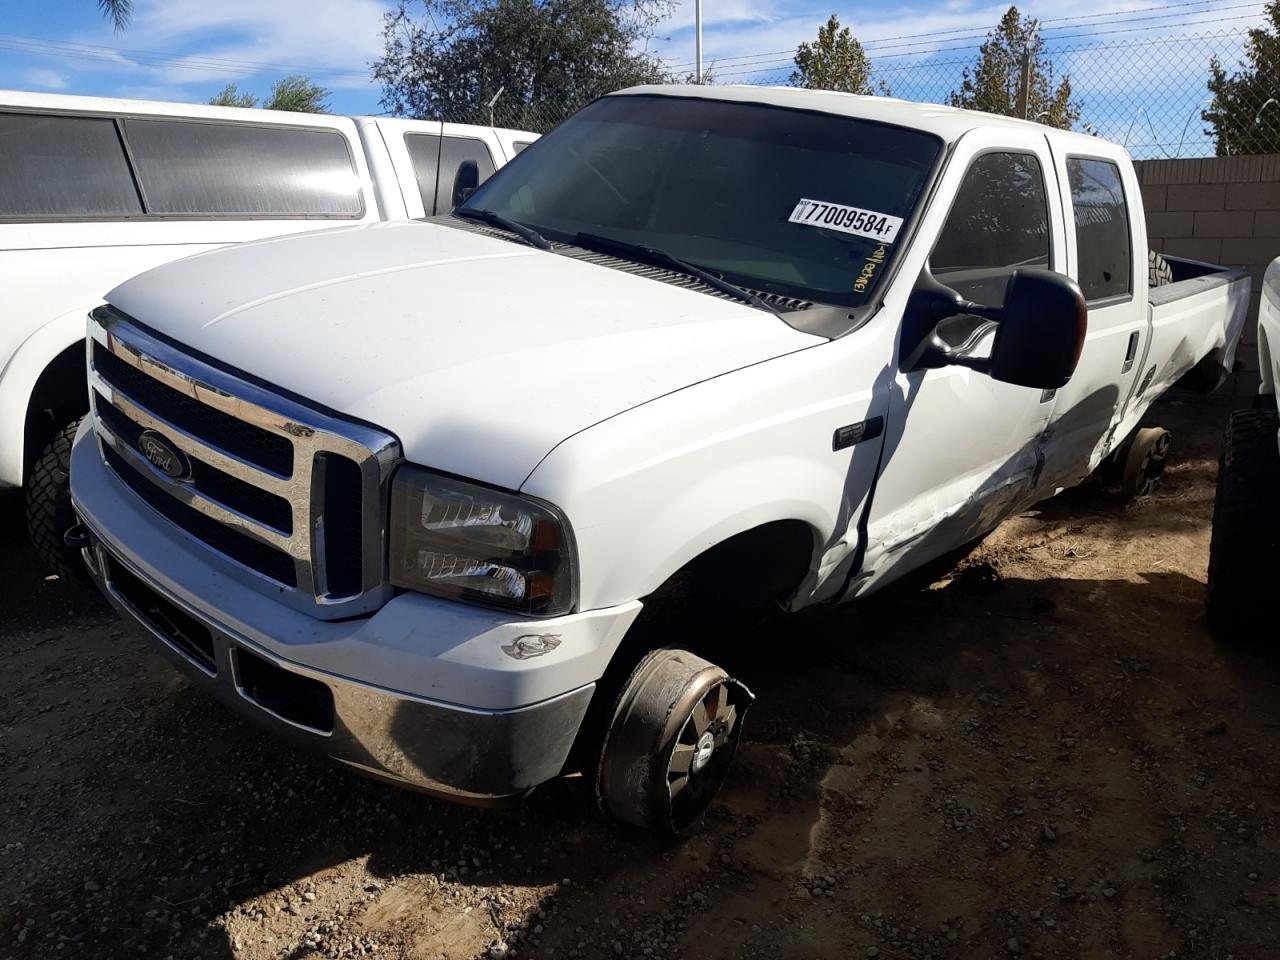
<box><xmin>122</xmin><ymin>119</ymin><xmax>362</xmax><ymax>218</ymax></box>
<box><xmin>434</xmin><ymin>136</ymin><xmax>496</xmax><ymax>215</ymax></box>
<box><xmin>1066</xmin><ymin>157</ymin><xmax>1131</xmax><ymax>301</ymax></box>
<box><xmin>0</xmin><ymin>112</ymin><xmax>143</xmax><ymax>218</ymax></box>
<box><xmin>404</xmin><ymin>133</ymin><xmax>442</xmax><ymax>216</ymax></box>
<box><xmin>512</xmin><ymin>141</ymin><xmax>532</xmax><ymax>154</ymax></box>
<box><xmin>931</xmin><ymin>151</ymin><xmax>1050</xmax><ymax>305</ymax></box>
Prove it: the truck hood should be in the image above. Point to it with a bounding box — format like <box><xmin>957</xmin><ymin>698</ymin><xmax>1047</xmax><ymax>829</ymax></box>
<box><xmin>106</xmin><ymin>220</ymin><xmax>821</xmax><ymax>489</ymax></box>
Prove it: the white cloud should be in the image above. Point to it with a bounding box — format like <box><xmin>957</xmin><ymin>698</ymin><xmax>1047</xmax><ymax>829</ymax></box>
<box><xmin>20</xmin><ymin>67</ymin><xmax>69</xmax><ymax>91</ymax></box>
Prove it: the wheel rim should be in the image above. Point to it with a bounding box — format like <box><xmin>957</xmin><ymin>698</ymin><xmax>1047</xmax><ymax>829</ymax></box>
<box><xmin>667</xmin><ymin>681</ymin><xmax>741</xmax><ymax>829</ymax></box>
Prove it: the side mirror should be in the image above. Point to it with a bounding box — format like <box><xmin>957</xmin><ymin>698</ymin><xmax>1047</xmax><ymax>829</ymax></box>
<box><xmin>903</xmin><ymin>267</ymin><xmax>1087</xmax><ymax>391</ymax></box>
<box><xmin>451</xmin><ymin>160</ymin><xmax>480</xmax><ymax>209</ymax></box>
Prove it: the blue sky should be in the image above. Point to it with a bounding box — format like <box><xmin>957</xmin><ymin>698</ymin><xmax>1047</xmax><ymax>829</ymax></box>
<box><xmin>0</xmin><ymin>1</ymin><xmax>1269</xmax><ymax>156</ymax></box>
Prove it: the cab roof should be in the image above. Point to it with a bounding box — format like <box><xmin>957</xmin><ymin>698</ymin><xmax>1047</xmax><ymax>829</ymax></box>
<box><xmin>612</xmin><ymin>84</ymin><xmax>1121</xmax><ymax>156</ymax></box>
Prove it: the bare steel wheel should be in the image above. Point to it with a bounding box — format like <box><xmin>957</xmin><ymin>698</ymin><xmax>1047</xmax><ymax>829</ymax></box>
<box><xmin>596</xmin><ymin>648</ymin><xmax>753</xmax><ymax>835</ymax></box>
<box><xmin>1121</xmin><ymin>426</ymin><xmax>1172</xmax><ymax>500</ymax></box>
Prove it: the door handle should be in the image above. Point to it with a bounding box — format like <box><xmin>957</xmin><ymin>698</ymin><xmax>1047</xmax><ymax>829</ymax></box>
<box><xmin>1122</xmin><ymin>331</ymin><xmax>1140</xmax><ymax>374</ymax></box>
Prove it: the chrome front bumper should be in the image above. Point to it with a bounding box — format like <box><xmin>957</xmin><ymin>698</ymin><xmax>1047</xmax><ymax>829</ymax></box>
<box><xmin>84</xmin><ymin>536</ymin><xmax>594</xmax><ymax>802</ymax></box>
<box><xmin>69</xmin><ymin>419</ymin><xmax>644</xmax><ymax>802</ymax></box>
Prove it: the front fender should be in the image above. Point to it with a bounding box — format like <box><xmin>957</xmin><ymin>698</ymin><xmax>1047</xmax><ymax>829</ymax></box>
<box><xmin>520</xmin><ymin>333</ymin><xmax>896</xmax><ymax>612</ymax></box>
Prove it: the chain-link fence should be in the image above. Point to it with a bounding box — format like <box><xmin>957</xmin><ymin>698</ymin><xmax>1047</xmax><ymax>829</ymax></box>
<box><xmin>439</xmin><ymin>25</ymin><xmax>1279</xmax><ymax>161</ymax></box>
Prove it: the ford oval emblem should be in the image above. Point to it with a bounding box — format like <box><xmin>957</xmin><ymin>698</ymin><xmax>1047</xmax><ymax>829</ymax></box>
<box><xmin>137</xmin><ymin>430</ymin><xmax>192</xmax><ymax>482</ymax></box>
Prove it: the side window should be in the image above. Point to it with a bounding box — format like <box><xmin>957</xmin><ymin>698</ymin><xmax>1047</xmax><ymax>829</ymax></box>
<box><xmin>1066</xmin><ymin>157</ymin><xmax>1131</xmax><ymax>301</ymax></box>
<box><xmin>404</xmin><ymin>133</ymin><xmax>441</xmax><ymax>216</ymax></box>
<box><xmin>931</xmin><ymin>151</ymin><xmax>1050</xmax><ymax>305</ymax></box>
<box><xmin>512</xmin><ymin>140</ymin><xmax>532</xmax><ymax>154</ymax></box>
<box><xmin>123</xmin><ymin>118</ymin><xmax>362</xmax><ymax>218</ymax></box>
<box><xmin>433</xmin><ymin>136</ymin><xmax>497</xmax><ymax>215</ymax></box>
<box><xmin>0</xmin><ymin>112</ymin><xmax>143</xmax><ymax>218</ymax></box>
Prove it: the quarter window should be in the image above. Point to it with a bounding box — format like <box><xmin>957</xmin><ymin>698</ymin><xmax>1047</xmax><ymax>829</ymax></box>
<box><xmin>0</xmin><ymin>112</ymin><xmax>143</xmax><ymax>218</ymax></box>
<box><xmin>931</xmin><ymin>151</ymin><xmax>1050</xmax><ymax>305</ymax></box>
<box><xmin>1066</xmin><ymin>157</ymin><xmax>1131</xmax><ymax>300</ymax></box>
<box><xmin>123</xmin><ymin>118</ymin><xmax>362</xmax><ymax>217</ymax></box>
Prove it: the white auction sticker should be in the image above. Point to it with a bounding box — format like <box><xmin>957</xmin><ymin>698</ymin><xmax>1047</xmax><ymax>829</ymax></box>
<box><xmin>788</xmin><ymin>198</ymin><xmax>903</xmax><ymax>243</ymax></box>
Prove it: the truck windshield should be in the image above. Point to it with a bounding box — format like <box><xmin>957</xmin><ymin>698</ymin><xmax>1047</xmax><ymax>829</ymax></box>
<box><xmin>463</xmin><ymin>94</ymin><xmax>942</xmax><ymax>309</ymax></box>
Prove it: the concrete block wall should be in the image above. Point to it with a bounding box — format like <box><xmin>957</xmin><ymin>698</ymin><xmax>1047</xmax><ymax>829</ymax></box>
<box><xmin>1135</xmin><ymin>154</ymin><xmax>1280</xmax><ymax>393</ymax></box>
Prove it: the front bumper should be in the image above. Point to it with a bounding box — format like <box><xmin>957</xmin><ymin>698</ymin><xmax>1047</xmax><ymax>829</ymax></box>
<box><xmin>70</xmin><ymin>421</ymin><xmax>642</xmax><ymax>800</ymax></box>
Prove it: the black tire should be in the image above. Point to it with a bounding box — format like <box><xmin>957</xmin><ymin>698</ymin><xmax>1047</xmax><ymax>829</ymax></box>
<box><xmin>25</xmin><ymin>416</ymin><xmax>90</xmax><ymax>585</ymax></box>
<box><xmin>1149</xmin><ymin>249</ymin><xmax>1174</xmax><ymax>287</ymax></box>
<box><xmin>1207</xmin><ymin>408</ymin><xmax>1280</xmax><ymax>643</ymax></box>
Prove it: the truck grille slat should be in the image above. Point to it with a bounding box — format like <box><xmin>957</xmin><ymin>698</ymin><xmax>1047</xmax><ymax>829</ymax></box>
<box><xmin>88</xmin><ymin>307</ymin><xmax>400</xmax><ymax>618</ymax></box>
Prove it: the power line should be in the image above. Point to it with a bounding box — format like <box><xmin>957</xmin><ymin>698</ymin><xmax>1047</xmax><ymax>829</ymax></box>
<box><xmin>707</xmin><ymin>11</ymin><xmax>1262</xmax><ymax>79</ymax></box>
<box><xmin>663</xmin><ymin>0</ymin><xmax>1263</xmax><ymax>69</ymax></box>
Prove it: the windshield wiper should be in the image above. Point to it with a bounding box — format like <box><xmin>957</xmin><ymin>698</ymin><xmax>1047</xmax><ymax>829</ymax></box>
<box><xmin>453</xmin><ymin>207</ymin><xmax>552</xmax><ymax>251</ymax></box>
<box><xmin>574</xmin><ymin>232</ymin><xmax>781</xmax><ymax>318</ymax></box>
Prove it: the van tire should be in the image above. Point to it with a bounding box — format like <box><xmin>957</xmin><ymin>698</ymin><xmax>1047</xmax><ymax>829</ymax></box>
<box><xmin>25</xmin><ymin>417</ymin><xmax>89</xmax><ymax>586</ymax></box>
<box><xmin>1149</xmin><ymin>250</ymin><xmax>1174</xmax><ymax>287</ymax></box>
<box><xmin>1207</xmin><ymin>408</ymin><xmax>1280</xmax><ymax>643</ymax></box>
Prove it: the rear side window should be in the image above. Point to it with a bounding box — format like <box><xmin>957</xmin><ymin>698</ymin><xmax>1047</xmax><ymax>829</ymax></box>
<box><xmin>512</xmin><ymin>140</ymin><xmax>532</xmax><ymax>154</ymax></box>
<box><xmin>931</xmin><ymin>151</ymin><xmax>1050</xmax><ymax>305</ymax></box>
<box><xmin>434</xmin><ymin>136</ymin><xmax>496</xmax><ymax>215</ymax></box>
<box><xmin>1066</xmin><ymin>157</ymin><xmax>1131</xmax><ymax>301</ymax></box>
<box><xmin>0</xmin><ymin>112</ymin><xmax>142</xmax><ymax>218</ymax></box>
<box><xmin>123</xmin><ymin>118</ymin><xmax>362</xmax><ymax>217</ymax></box>
<box><xmin>405</xmin><ymin>133</ymin><xmax>442</xmax><ymax>216</ymax></box>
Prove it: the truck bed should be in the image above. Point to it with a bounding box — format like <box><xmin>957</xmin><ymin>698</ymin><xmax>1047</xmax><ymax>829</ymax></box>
<box><xmin>1147</xmin><ymin>254</ymin><xmax>1251</xmax><ymax>393</ymax></box>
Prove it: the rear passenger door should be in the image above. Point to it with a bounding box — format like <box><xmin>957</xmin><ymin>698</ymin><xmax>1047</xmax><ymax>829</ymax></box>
<box><xmin>1040</xmin><ymin>150</ymin><xmax>1147</xmax><ymax>488</ymax></box>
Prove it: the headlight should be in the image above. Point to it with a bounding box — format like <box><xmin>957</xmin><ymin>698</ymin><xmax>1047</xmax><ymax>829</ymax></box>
<box><xmin>388</xmin><ymin>466</ymin><xmax>576</xmax><ymax>616</ymax></box>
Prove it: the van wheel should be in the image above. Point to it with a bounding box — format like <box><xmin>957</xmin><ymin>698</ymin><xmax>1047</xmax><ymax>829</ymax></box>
<box><xmin>1207</xmin><ymin>408</ymin><xmax>1280</xmax><ymax>643</ymax></box>
<box><xmin>25</xmin><ymin>417</ymin><xmax>90</xmax><ymax>585</ymax></box>
<box><xmin>596</xmin><ymin>648</ymin><xmax>753</xmax><ymax>835</ymax></box>
<box><xmin>1120</xmin><ymin>427</ymin><xmax>1172</xmax><ymax>500</ymax></box>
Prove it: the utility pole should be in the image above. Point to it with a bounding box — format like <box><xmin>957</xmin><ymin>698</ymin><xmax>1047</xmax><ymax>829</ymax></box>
<box><xmin>1017</xmin><ymin>18</ymin><xmax>1039</xmax><ymax>120</ymax></box>
<box><xmin>695</xmin><ymin>0</ymin><xmax>704</xmax><ymax>83</ymax></box>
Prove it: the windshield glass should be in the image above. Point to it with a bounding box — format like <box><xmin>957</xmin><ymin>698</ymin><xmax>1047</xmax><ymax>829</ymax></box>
<box><xmin>464</xmin><ymin>94</ymin><xmax>942</xmax><ymax>308</ymax></box>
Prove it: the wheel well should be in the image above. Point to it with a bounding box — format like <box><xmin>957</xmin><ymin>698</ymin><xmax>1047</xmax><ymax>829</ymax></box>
<box><xmin>563</xmin><ymin>519</ymin><xmax>816</xmax><ymax>775</ymax></box>
<box><xmin>23</xmin><ymin>340</ymin><xmax>89</xmax><ymax>481</ymax></box>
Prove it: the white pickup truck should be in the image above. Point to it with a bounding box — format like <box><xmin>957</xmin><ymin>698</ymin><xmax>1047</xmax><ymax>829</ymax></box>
<box><xmin>1207</xmin><ymin>255</ymin><xmax>1280</xmax><ymax>641</ymax></box>
<box><xmin>69</xmin><ymin>86</ymin><xmax>1249</xmax><ymax>834</ymax></box>
<box><xmin>0</xmin><ymin>89</ymin><xmax>533</xmax><ymax>577</ymax></box>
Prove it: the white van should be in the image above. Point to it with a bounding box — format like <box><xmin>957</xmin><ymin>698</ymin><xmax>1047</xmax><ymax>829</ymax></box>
<box><xmin>0</xmin><ymin>89</ymin><xmax>536</xmax><ymax>576</ymax></box>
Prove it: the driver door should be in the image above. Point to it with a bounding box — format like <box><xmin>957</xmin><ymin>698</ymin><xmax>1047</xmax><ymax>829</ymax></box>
<box><xmin>849</xmin><ymin>128</ymin><xmax>1068</xmax><ymax>597</ymax></box>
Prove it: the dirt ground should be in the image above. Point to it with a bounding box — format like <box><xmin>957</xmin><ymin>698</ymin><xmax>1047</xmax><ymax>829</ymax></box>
<box><xmin>3</xmin><ymin>393</ymin><xmax>1279</xmax><ymax>960</ymax></box>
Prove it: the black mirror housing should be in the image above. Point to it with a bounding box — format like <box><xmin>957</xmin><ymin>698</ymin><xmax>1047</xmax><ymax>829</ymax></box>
<box><xmin>452</xmin><ymin>160</ymin><xmax>481</xmax><ymax>209</ymax></box>
<box><xmin>988</xmin><ymin>268</ymin><xmax>1088</xmax><ymax>390</ymax></box>
<box><xmin>903</xmin><ymin>267</ymin><xmax>1087</xmax><ymax>392</ymax></box>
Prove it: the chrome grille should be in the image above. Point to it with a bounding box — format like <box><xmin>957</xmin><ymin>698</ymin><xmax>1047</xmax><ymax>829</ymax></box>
<box><xmin>87</xmin><ymin>306</ymin><xmax>401</xmax><ymax>618</ymax></box>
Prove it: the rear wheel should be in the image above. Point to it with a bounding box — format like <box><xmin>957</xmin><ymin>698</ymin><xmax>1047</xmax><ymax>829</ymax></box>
<box><xmin>1120</xmin><ymin>427</ymin><xmax>1172</xmax><ymax>500</ymax></box>
<box><xmin>25</xmin><ymin>416</ymin><xmax>90</xmax><ymax>585</ymax></box>
<box><xmin>596</xmin><ymin>648</ymin><xmax>753</xmax><ymax>835</ymax></box>
<box><xmin>1207</xmin><ymin>408</ymin><xmax>1280</xmax><ymax>643</ymax></box>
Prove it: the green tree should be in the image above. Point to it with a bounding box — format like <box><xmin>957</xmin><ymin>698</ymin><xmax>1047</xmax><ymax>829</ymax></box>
<box><xmin>263</xmin><ymin>75</ymin><xmax>331</xmax><ymax>113</ymax></box>
<box><xmin>947</xmin><ymin>6</ymin><xmax>1080</xmax><ymax>129</ymax></box>
<box><xmin>208</xmin><ymin>83</ymin><xmax>259</xmax><ymax>108</ymax></box>
<box><xmin>1204</xmin><ymin>0</ymin><xmax>1280</xmax><ymax>155</ymax></box>
<box><xmin>98</xmin><ymin>0</ymin><xmax>132</xmax><ymax>32</ymax></box>
<box><xmin>208</xmin><ymin>76</ymin><xmax>332</xmax><ymax>113</ymax></box>
<box><xmin>790</xmin><ymin>14</ymin><xmax>884</xmax><ymax>95</ymax></box>
<box><xmin>372</xmin><ymin>0</ymin><xmax>673</xmax><ymax>132</ymax></box>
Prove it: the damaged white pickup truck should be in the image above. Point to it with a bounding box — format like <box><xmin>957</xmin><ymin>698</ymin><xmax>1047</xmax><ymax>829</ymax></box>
<box><xmin>69</xmin><ymin>86</ymin><xmax>1249</xmax><ymax>833</ymax></box>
